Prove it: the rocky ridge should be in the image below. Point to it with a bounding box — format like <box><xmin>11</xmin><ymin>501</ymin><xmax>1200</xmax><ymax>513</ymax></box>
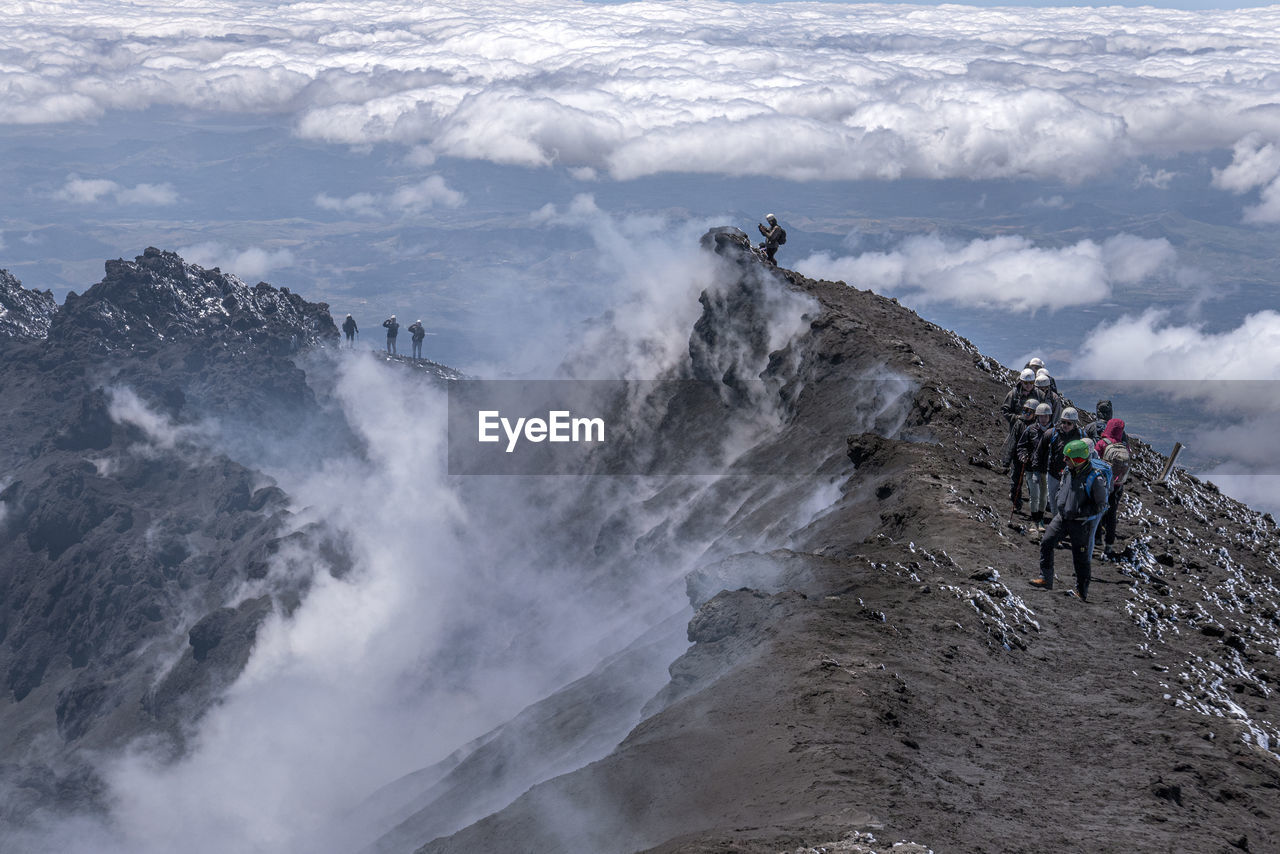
<box><xmin>398</xmin><ymin>232</ymin><xmax>1280</xmax><ymax>853</ymax></box>
<box><xmin>0</xmin><ymin>251</ymin><xmax>355</xmax><ymax>819</ymax></box>
<box><xmin>0</xmin><ymin>269</ymin><xmax>57</xmax><ymax>340</ymax></box>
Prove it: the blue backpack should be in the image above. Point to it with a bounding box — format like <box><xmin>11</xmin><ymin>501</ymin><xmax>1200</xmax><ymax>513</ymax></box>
<box><xmin>1083</xmin><ymin>457</ymin><xmax>1112</xmax><ymax>519</ymax></box>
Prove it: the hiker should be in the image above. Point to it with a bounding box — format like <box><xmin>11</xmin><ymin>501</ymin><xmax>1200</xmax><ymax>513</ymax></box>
<box><xmin>1020</xmin><ymin>401</ymin><xmax>1054</xmax><ymax>531</ymax></box>
<box><xmin>1002</xmin><ymin>369</ymin><xmax>1039</xmax><ymax>429</ymax></box>
<box><xmin>408</xmin><ymin>319</ymin><xmax>426</xmax><ymax>360</ymax></box>
<box><xmin>1094</xmin><ymin>418</ymin><xmax>1132</xmax><ymax>556</ymax></box>
<box><xmin>383</xmin><ymin>315</ymin><xmax>400</xmax><ymax>355</ymax></box>
<box><xmin>342</xmin><ymin>314</ymin><xmax>358</xmax><ymax>348</ymax></box>
<box><xmin>1005</xmin><ymin>398</ymin><xmax>1039</xmax><ymax>513</ymax></box>
<box><xmin>1085</xmin><ymin>400</ymin><xmax>1128</xmax><ymax>443</ymax></box>
<box><xmin>757</xmin><ymin>214</ymin><xmax>786</xmax><ymax>264</ymax></box>
<box><xmin>1029</xmin><ymin>438</ymin><xmax>1110</xmax><ymax>602</ymax></box>
<box><xmin>1033</xmin><ymin>372</ymin><xmax>1062</xmax><ymax>420</ymax></box>
<box><xmin>1040</xmin><ymin>407</ymin><xmax>1083</xmax><ymax>515</ymax></box>
<box><xmin>1027</xmin><ymin>359</ymin><xmax>1059</xmax><ymax>394</ymax></box>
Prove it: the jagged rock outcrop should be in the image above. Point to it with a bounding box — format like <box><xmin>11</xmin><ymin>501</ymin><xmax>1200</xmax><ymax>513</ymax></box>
<box><xmin>0</xmin><ymin>249</ymin><xmax>362</xmax><ymax>821</ymax></box>
<box><xmin>0</xmin><ymin>269</ymin><xmax>57</xmax><ymax>339</ymax></box>
<box><xmin>48</xmin><ymin>247</ymin><xmax>337</xmax><ymax>355</ymax></box>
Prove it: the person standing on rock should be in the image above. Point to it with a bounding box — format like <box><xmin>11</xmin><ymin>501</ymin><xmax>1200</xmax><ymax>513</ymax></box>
<box><xmin>342</xmin><ymin>314</ymin><xmax>358</xmax><ymax>348</ymax></box>
<box><xmin>757</xmin><ymin>214</ymin><xmax>786</xmax><ymax>265</ymax></box>
<box><xmin>408</xmin><ymin>319</ymin><xmax>426</xmax><ymax>360</ymax></box>
<box><xmin>1029</xmin><ymin>439</ymin><xmax>1109</xmax><ymax>601</ymax></box>
<box><xmin>1020</xmin><ymin>402</ymin><xmax>1054</xmax><ymax>531</ymax></box>
<box><xmin>383</xmin><ymin>314</ymin><xmax>400</xmax><ymax>355</ymax></box>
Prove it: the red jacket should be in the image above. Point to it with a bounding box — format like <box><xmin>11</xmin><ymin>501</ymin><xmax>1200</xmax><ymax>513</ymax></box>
<box><xmin>1095</xmin><ymin>418</ymin><xmax>1126</xmax><ymax>454</ymax></box>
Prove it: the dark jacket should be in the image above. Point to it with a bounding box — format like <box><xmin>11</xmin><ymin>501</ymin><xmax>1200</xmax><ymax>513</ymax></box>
<box><xmin>1001</xmin><ymin>385</ymin><xmax>1046</xmax><ymax>429</ymax></box>
<box><xmin>1054</xmin><ymin>459</ymin><xmax>1110</xmax><ymax>520</ymax></box>
<box><xmin>1003</xmin><ymin>415</ymin><xmax>1034</xmax><ymax>466</ymax></box>
<box><xmin>1021</xmin><ymin>420</ymin><xmax>1053</xmax><ymax>471</ymax></box>
<box><xmin>1041</xmin><ymin>425</ymin><xmax>1083</xmax><ymax>478</ymax></box>
<box><xmin>383</xmin><ymin>318</ymin><xmax>400</xmax><ymax>337</ymax></box>
<box><xmin>342</xmin><ymin>316</ymin><xmax>358</xmax><ymax>335</ymax></box>
<box><xmin>408</xmin><ymin>322</ymin><xmax>425</xmax><ymax>342</ymax></box>
<box><xmin>1039</xmin><ymin>390</ymin><xmax>1064</xmax><ymax>422</ymax></box>
<box><xmin>758</xmin><ymin>222</ymin><xmax>785</xmax><ymax>250</ymax></box>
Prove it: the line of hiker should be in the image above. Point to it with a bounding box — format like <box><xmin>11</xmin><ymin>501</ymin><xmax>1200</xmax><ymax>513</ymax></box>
<box><xmin>340</xmin><ymin>313</ymin><xmax>430</xmax><ymax>360</ymax></box>
<box><xmin>1000</xmin><ymin>358</ymin><xmax>1133</xmax><ymax>603</ymax></box>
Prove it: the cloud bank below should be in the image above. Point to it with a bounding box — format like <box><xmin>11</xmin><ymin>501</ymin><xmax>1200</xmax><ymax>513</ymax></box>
<box><xmin>794</xmin><ymin>232</ymin><xmax>1176</xmax><ymax>312</ymax></box>
<box><xmin>3</xmin><ymin>1</ymin><xmax>1280</xmax><ymax>185</ymax></box>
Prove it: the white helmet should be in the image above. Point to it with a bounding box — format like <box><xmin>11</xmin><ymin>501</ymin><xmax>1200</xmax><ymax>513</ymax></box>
<box><xmin>1028</xmin><ymin>357</ymin><xmax>1045</xmax><ymax>370</ymax></box>
<box><xmin>1035</xmin><ymin>368</ymin><xmax>1049</xmax><ymax>379</ymax></box>
<box><xmin>1034</xmin><ymin>375</ymin><xmax>1050</xmax><ymax>388</ymax></box>
<box><xmin>1061</xmin><ymin>407</ymin><xmax>1079</xmax><ymax>422</ymax></box>
<box><xmin>1019</xmin><ymin>368</ymin><xmax>1036</xmax><ymax>382</ymax></box>
<box><xmin>1083</xmin><ymin>438</ymin><xmax>1096</xmax><ymax>452</ymax></box>
<box><xmin>416</xmin><ymin>319</ymin><xmax>422</xmax><ymax>323</ymax></box>
<box><xmin>1022</xmin><ymin>398</ymin><xmax>1039</xmax><ymax>412</ymax></box>
<box><xmin>1035</xmin><ymin>402</ymin><xmax>1053</xmax><ymax>416</ymax></box>
<box><xmin>766</xmin><ymin>213</ymin><xmax>777</xmax><ymax>225</ymax></box>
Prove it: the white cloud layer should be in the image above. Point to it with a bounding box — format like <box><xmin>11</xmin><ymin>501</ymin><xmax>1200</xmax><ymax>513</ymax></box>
<box><xmin>1073</xmin><ymin>309</ymin><xmax>1280</xmax><ymax>383</ymax></box>
<box><xmin>1213</xmin><ymin>134</ymin><xmax>1280</xmax><ymax>223</ymax></box>
<box><xmin>4</xmin><ymin>2</ymin><xmax>1280</xmax><ymax>182</ymax></box>
<box><xmin>54</xmin><ymin>174</ymin><xmax>178</xmax><ymax>206</ymax></box>
<box><xmin>794</xmin><ymin>232</ymin><xmax>1175</xmax><ymax>312</ymax></box>
<box><xmin>315</xmin><ymin>176</ymin><xmax>464</xmax><ymax>216</ymax></box>
<box><xmin>1071</xmin><ymin>309</ymin><xmax>1280</xmax><ymax>425</ymax></box>
<box><xmin>176</xmin><ymin>241</ymin><xmax>296</xmax><ymax>280</ymax></box>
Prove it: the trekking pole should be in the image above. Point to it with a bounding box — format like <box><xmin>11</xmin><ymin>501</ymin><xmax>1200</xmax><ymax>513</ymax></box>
<box><xmin>1008</xmin><ymin>466</ymin><xmax>1026</xmax><ymax>527</ymax></box>
<box><xmin>1155</xmin><ymin>442</ymin><xmax>1183</xmax><ymax>486</ymax></box>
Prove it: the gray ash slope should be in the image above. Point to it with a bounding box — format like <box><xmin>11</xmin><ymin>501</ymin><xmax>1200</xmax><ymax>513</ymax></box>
<box><xmin>0</xmin><ymin>249</ymin><xmax>367</xmax><ymax>819</ymax></box>
<box><xmin>403</xmin><ymin>231</ymin><xmax>1280</xmax><ymax>854</ymax></box>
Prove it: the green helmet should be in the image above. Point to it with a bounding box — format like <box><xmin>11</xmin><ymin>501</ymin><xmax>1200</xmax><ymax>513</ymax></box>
<box><xmin>1063</xmin><ymin>439</ymin><xmax>1090</xmax><ymax>461</ymax></box>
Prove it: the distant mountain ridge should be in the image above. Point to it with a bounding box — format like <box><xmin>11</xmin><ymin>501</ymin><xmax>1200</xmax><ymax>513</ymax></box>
<box><xmin>0</xmin><ymin>251</ymin><xmax>357</xmax><ymax>823</ymax></box>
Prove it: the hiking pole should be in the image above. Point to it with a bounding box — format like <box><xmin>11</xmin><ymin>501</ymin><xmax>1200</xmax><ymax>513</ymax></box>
<box><xmin>1155</xmin><ymin>442</ymin><xmax>1183</xmax><ymax>486</ymax></box>
<box><xmin>1008</xmin><ymin>465</ymin><xmax>1026</xmax><ymax>528</ymax></box>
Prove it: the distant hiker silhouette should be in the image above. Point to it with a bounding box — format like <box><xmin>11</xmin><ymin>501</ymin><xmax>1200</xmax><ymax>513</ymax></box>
<box><xmin>383</xmin><ymin>315</ymin><xmax>399</xmax><ymax>355</ymax></box>
<box><xmin>408</xmin><ymin>319</ymin><xmax>426</xmax><ymax>359</ymax></box>
<box><xmin>342</xmin><ymin>314</ymin><xmax>358</xmax><ymax>348</ymax></box>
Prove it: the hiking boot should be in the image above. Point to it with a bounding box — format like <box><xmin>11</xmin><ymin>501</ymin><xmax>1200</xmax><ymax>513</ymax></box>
<box><xmin>1028</xmin><ymin>577</ymin><xmax>1052</xmax><ymax>590</ymax></box>
<box><xmin>1103</xmin><ymin>544</ymin><xmax>1118</xmax><ymax>557</ymax></box>
<box><xmin>1066</xmin><ymin>588</ymin><xmax>1088</xmax><ymax>602</ymax></box>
